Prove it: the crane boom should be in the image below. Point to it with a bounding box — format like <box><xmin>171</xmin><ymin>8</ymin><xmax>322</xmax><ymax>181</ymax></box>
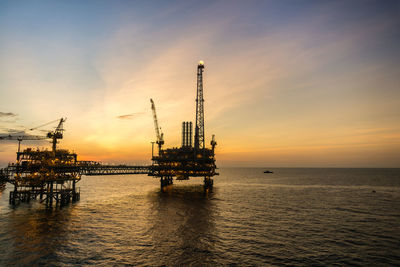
<box><xmin>0</xmin><ymin>135</ymin><xmax>46</xmax><ymax>141</ymax></box>
<box><xmin>150</xmin><ymin>99</ymin><xmax>164</xmax><ymax>151</ymax></box>
<box><xmin>0</xmin><ymin>117</ymin><xmax>66</xmax><ymax>154</ymax></box>
<box><xmin>150</xmin><ymin>99</ymin><xmax>160</xmax><ymax>141</ymax></box>
<box><xmin>0</xmin><ymin>134</ymin><xmax>47</xmax><ymax>153</ymax></box>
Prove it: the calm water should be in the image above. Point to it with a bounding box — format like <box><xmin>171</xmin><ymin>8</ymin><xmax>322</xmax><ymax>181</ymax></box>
<box><xmin>0</xmin><ymin>168</ymin><xmax>400</xmax><ymax>266</ymax></box>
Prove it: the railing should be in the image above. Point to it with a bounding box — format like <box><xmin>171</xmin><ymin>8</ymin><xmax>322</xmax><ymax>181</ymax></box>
<box><xmin>81</xmin><ymin>165</ymin><xmax>151</xmax><ymax>175</ymax></box>
<box><xmin>0</xmin><ymin>164</ymin><xmax>152</xmax><ymax>181</ymax></box>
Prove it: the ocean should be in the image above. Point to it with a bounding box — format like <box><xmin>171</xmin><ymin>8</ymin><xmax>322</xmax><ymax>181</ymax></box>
<box><xmin>0</xmin><ymin>168</ymin><xmax>399</xmax><ymax>266</ymax></box>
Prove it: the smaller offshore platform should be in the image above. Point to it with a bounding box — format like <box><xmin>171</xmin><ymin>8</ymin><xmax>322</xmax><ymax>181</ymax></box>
<box><xmin>0</xmin><ymin>118</ymin><xmax>150</xmax><ymax>208</ymax></box>
<box><xmin>2</xmin><ymin>118</ymin><xmax>81</xmax><ymax>207</ymax></box>
<box><xmin>149</xmin><ymin>61</ymin><xmax>218</xmax><ymax>189</ymax></box>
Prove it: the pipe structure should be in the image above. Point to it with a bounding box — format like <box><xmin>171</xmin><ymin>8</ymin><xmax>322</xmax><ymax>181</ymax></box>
<box><xmin>189</xmin><ymin>122</ymin><xmax>193</xmax><ymax>147</ymax></box>
<box><xmin>182</xmin><ymin>122</ymin><xmax>186</xmax><ymax>147</ymax></box>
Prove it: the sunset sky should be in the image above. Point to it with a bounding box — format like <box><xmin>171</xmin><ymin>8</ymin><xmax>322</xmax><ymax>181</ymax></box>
<box><xmin>0</xmin><ymin>0</ymin><xmax>399</xmax><ymax>167</ymax></box>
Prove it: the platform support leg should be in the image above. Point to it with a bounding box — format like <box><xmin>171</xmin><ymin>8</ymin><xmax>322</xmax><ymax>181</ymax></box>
<box><xmin>10</xmin><ymin>184</ymin><xmax>17</xmax><ymax>205</ymax></box>
<box><xmin>204</xmin><ymin>176</ymin><xmax>213</xmax><ymax>191</ymax></box>
<box><xmin>160</xmin><ymin>176</ymin><xmax>173</xmax><ymax>189</ymax></box>
<box><xmin>49</xmin><ymin>181</ymin><xmax>54</xmax><ymax>208</ymax></box>
<box><xmin>40</xmin><ymin>185</ymin><xmax>44</xmax><ymax>200</ymax></box>
<box><xmin>27</xmin><ymin>188</ymin><xmax>31</xmax><ymax>203</ymax></box>
<box><xmin>72</xmin><ymin>180</ymin><xmax>77</xmax><ymax>202</ymax></box>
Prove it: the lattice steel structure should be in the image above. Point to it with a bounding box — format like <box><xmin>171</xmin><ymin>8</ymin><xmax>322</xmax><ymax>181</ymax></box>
<box><xmin>194</xmin><ymin>61</ymin><xmax>205</xmax><ymax>151</ymax></box>
<box><xmin>7</xmin><ymin>148</ymin><xmax>81</xmax><ymax>208</ymax></box>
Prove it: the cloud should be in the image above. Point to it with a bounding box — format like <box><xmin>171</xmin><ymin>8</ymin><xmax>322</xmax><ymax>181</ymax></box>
<box><xmin>0</xmin><ymin>128</ymin><xmax>25</xmax><ymax>135</ymax></box>
<box><xmin>0</xmin><ymin>112</ymin><xmax>18</xmax><ymax>123</ymax></box>
<box><xmin>0</xmin><ymin>112</ymin><xmax>17</xmax><ymax>117</ymax></box>
<box><xmin>116</xmin><ymin>112</ymin><xmax>145</xmax><ymax>120</ymax></box>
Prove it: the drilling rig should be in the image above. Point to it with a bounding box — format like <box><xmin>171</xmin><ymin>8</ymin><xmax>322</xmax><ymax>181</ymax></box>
<box><xmin>150</xmin><ymin>61</ymin><xmax>217</xmax><ymax>189</ymax></box>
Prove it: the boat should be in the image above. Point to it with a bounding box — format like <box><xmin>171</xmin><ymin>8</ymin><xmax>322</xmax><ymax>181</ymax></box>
<box><xmin>264</xmin><ymin>170</ymin><xmax>273</xmax><ymax>173</ymax></box>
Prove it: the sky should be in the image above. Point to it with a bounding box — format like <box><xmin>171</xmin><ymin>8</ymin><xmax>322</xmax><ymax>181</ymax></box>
<box><xmin>0</xmin><ymin>0</ymin><xmax>399</xmax><ymax>167</ymax></box>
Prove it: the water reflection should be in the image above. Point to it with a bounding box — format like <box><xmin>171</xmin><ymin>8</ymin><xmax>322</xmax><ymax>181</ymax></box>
<box><xmin>146</xmin><ymin>185</ymin><xmax>217</xmax><ymax>265</ymax></box>
<box><xmin>1</xmin><ymin>204</ymin><xmax>75</xmax><ymax>265</ymax></box>
<box><xmin>0</xmin><ymin>184</ymin><xmax>5</xmax><ymax>197</ymax></box>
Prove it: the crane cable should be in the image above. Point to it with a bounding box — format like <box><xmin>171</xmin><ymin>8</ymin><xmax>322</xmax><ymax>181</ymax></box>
<box><xmin>29</xmin><ymin>119</ymin><xmax>61</xmax><ymax>131</ymax></box>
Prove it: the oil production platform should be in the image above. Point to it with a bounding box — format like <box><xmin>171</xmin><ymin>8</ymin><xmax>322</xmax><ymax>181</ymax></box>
<box><xmin>0</xmin><ymin>61</ymin><xmax>217</xmax><ymax>208</ymax></box>
<box><xmin>1</xmin><ymin>118</ymin><xmax>83</xmax><ymax>207</ymax></box>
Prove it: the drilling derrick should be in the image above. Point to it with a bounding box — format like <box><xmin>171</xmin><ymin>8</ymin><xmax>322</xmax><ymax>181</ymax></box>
<box><xmin>194</xmin><ymin>61</ymin><xmax>205</xmax><ymax>151</ymax></box>
<box><xmin>150</xmin><ymin>61</ymin><xmax>217</xmax><ymax>190</ymax></box>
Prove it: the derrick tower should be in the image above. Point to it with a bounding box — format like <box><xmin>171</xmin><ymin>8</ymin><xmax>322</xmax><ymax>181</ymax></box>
<box><xmin>194</xmin><ymin>61</ymin><xmax>205</xmax><ymax>151</ymax></box>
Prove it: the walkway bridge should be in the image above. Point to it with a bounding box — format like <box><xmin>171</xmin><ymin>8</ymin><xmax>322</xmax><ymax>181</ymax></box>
<box><xmin>78</xmin><ymin>162</ymin><xmax>151</xmax><ymax>176</ymax></box>
<box><xmin>0</xmin><ymin>162</ymin><xmax>152</xmax><ymax>181</ymax></box>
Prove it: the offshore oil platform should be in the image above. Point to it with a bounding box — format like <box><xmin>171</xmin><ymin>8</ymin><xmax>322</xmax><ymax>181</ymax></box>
<box><xmin>0</xmin><ymin>61</ymin><xmax>217</xmax><ymax>208</ymax></box>
<box><xmin>149</xmin><ymin>60</ymin><xmax>218</xmax><ymax>189</ymax></box>
<box><xmin>0</xmin><ymin>118</ymin><xmax>82</xmax><ymax>207</ymax></box>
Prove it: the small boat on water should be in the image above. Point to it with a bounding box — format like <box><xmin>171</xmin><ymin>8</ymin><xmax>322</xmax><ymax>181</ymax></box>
<box><xmin>264</xmin><ymin>170</ymin><xmax>273</xmax><ymax>173</ymax></box>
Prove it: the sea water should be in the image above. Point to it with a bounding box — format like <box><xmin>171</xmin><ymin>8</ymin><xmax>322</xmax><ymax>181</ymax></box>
<box><xmin>0</xmin><ymin>168</ymin><xmax>399</xmax><ymax>266</ymax></box>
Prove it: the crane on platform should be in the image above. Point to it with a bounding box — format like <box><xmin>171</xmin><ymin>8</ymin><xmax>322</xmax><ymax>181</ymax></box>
<box><xmin>46</xmin><ymin>118</ymin><xmax>66</xmax><ymax>154</ymax></box>
<box><xmin>150</xmin><ymin>99</ymin><xmax>164</xmax><ymax>154</ymax></box>
<box><xmin>0</xmin><ymin>118</ymin><xmax>66</xmax><ymax>154</ymax></box>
